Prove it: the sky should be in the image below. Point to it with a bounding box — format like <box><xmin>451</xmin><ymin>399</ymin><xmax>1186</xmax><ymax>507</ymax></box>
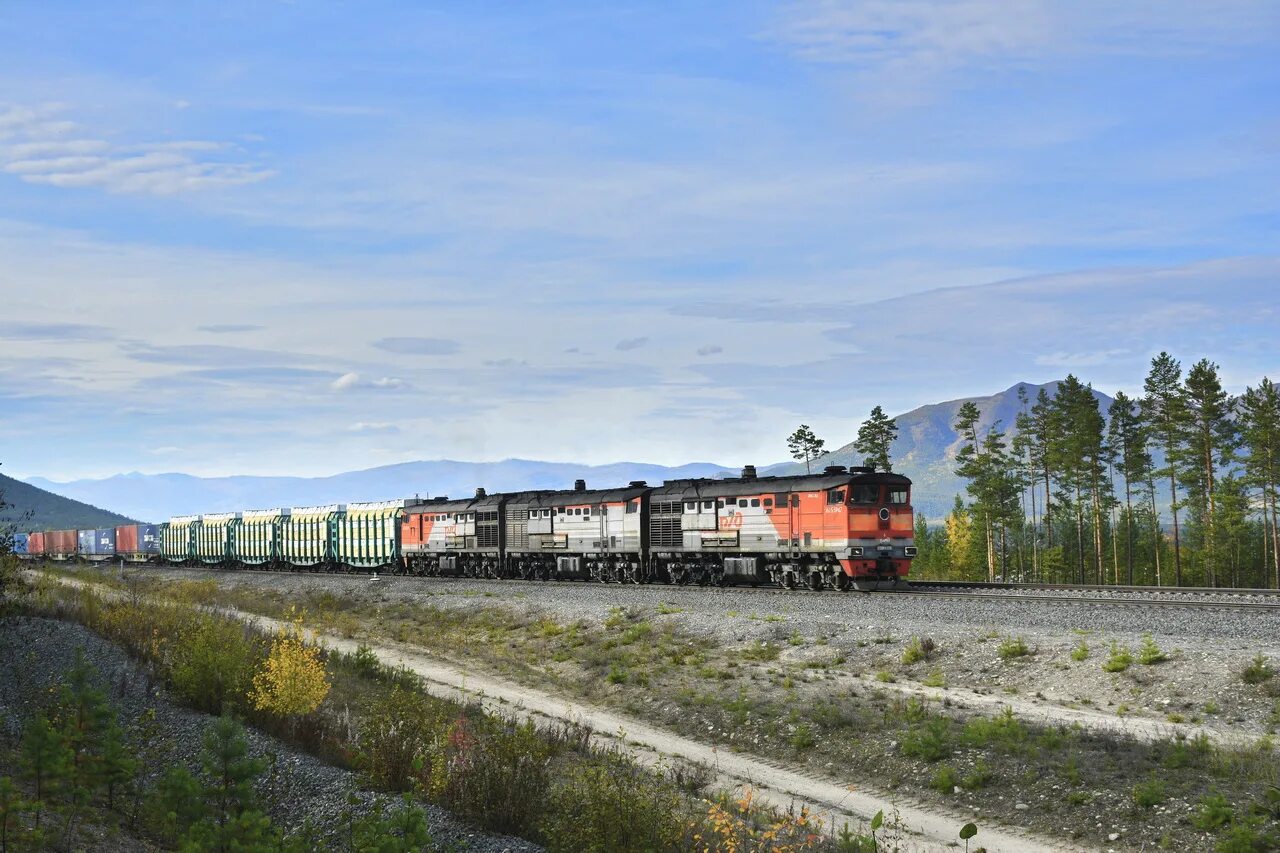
<box><xmin>1</xmin><ymin>1</ymin><xmax>1278</xmax><ymax>480</ymax></box>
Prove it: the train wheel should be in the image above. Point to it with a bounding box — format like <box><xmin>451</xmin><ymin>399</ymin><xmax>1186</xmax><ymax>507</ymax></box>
<box><xmin>835</xmin><ymin>574</ymin><xmax>851</xmax><ymax>592</ymax></box>
<box><xmin>807</xmin><ymin>572</ymin><xmax>823</xmax><ymax>591</ymax></box>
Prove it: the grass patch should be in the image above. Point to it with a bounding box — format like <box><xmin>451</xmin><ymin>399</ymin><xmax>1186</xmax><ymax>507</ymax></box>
<box><xmin>997</xmin><ymin>636</ymin><xmax>1031</xmax><ymax>660</ymax></box>
<box><xmin>1244</xmin><ymin>654</ymin><xmax>1275</xmax><ymax>685</ymax></box>
<box><xmin>1103</xmin><ymin>642</ymin><xmax>1133</xmax><ymax>673</ymax></box>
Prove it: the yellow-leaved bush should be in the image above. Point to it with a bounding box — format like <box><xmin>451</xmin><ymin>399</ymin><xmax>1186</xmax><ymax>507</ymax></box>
<box><xmin>250</xmin><ymin>611</ymin><xmax>331</xmax><ymax>716</ymax></box>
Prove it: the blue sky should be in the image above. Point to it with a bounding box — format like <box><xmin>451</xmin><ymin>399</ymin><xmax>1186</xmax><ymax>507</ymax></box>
<box><xmin>1</xmin><ymin>1</ymin><xmax>1278</xmax><ymax>479</ymax></box>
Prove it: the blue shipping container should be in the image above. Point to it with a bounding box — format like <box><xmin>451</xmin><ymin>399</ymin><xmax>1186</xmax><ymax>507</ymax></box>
<box><xmin>80</xmin><ymin>528</ymin><xmax>116</xmax><ymax>557</ymax></box>
<box><xmin>139</xmin><ymin>523</ymin><xmax>159</xmax><ymax>553</ymax></box>
<box><xmin>13</xmin><ymin>533</ymin><xmax>28</xmax><ymax>555</ymax></box>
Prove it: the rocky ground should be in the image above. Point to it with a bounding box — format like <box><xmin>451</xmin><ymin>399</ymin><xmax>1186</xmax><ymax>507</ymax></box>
<box><xmin>0</xmin><ymin>614</ymin><xmax>541</xmax><ymax>853</ymax></box>
<box><xmin>119</xmin><ymin>566</ymin><xmax>1280</xmax><ymax>742</ymax></box>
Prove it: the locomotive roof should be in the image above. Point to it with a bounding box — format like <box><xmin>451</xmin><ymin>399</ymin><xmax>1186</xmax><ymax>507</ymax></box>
<box><xmin>650</xmin><ymin>470</ymin><xmax>910</xmax><ymax>500</ymax></box>
<box><xmin>511</xmin><ymin>484</ymin><xmax>651</xmax><ymax>507</ymax></box>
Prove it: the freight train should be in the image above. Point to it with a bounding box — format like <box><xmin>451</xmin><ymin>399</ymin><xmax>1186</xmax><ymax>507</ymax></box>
<box><xmin>15</xmin><ymin>465</ymin><xmax>915</xmax><ymax>590</ymax></box>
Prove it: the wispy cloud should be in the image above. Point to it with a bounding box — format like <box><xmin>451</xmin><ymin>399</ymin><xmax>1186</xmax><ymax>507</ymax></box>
<box><xmin>615</xmin><ymin>337</ymin><xmax>649</xmax><ymax>351</ymax></box>
<box><xmin>0</xmin><ymin>322</ymin><xmax>115</xmax><ymax>341</ymax></box>
<box><xmin>0</xmin><ymin>103</ymin><xmax>273</xmax><ymax>195</ymax></box>
<box><xmin>696</xmin><ymin>344</ymin><xmax>724</xmax><ymax>356</ymax></box>
<box><xmin>197</xmin><ymin>324</ymin><xmax>263</xmax><ymax>334</ymax></box>
<box><xmin>372</xmin><ymin>337</ymin><xmax>460</xmax><ymax>356</ymax></box>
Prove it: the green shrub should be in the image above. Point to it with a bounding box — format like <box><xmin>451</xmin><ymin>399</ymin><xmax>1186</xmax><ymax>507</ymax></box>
<box><xmin>1192</xmin><ymin>793</ymin><xmax>1233</xmax><ymax>831</ymax></box>
<box><xmin>1103</xmin><ymin>643</ymin><xmax>1133</xmax><ymax>673</ymax></box>
<box><xmin>541</xmin><ymin>751</ymin><xmax>684</xmax><ymax>853</ymax></box>
<box><xmin>961</xmin><ymin>761</ymin><xmax>994</xmax><ymax>790</ymax></box>
<box><xmin>606</xmin><ymin>664</ymin><xmax>629</xmax><ymax>684</ymax></box>
<box><xmin>169</xmin><ymin>614</ymin><xmax>260</xmax><ymax>714</ymax></box>
<box><xmin>962</xmin><ymin>707</ymin><xmax>1028</xmax><ymax>753</ymax></box>
<box><xmin>1132</xmin><ymin>777</ymin><xmax>1166</xmax><ymax>808</ymax></box>
<box><xmin>997</xmin><ymin>636</ymin><xmax>1030</xmax><ymax>660</ymax></box>
<box><xmin>902</xmin><ymin>637</ymin><xmax>936</xmax><ymax>665</ymax></box>
<box><xmin>930</xmin><ymin>765</ymin><xmax>957</xmax><ymax>794</ymax></box>
<box><xmin>1243</xmin><ymin>655</ymin><xmax>1274</xmax><ymax>685</ymax></box>
<box><xmin>356</xmin><ymin>686</ymin><xmax>441</xmax><ymax>792</ymax></box>
<box><xmin>351</xmin><ymin>794</ymin><xmax>432</xmax><ymax>852</ymax></box>
<box><xmin>900</xmin><ymin>718</ymin><xmax>952</xmax><ymax>762</ymax></box>
<box><xmin>741</xmin><ymin>641</ymin><xmax>781</xmax><ymax>662</ymax></box>
<box><xmin>874</xmin><ymin>669</ymin><xmax>896</xmax><ymax>683</ymax></box>
<box><xmin>1071</xmin><ymin>641</ymin><xmax>1090</xmax><ymax>662</ymax></box>
<box><xmin>923</xmin><ymin>669</ymin><xmax>945</xmax><ymax>688</ymax></box>
<box><xmin>435</xmin><ymin>717</ymin><xmax>552</xmax><ymax>836</ymax></box>
<box><xmin>1137</xmin><ymin>634</ymin><xmax>1168</xmax><ymax>665</ymax></box>
<box><xmin>790</xmin><ymin>724</ymin><xmax>816</xmax><ymax>751</ymax></box>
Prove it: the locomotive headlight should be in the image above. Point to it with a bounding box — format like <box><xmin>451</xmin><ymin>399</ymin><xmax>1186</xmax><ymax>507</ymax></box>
<box><xmin>904</xmin><ymin>546</ymin><xmax>918</xmax><ymax>557</ymax></box>
<box><xmin>849</xmin><ymin>547</ymin><xmax>863</xmax><ymax>557</ymax></box>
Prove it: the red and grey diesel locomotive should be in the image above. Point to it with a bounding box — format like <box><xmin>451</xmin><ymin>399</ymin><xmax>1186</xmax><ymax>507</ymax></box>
<box><xmin>391</xmin><ymin>464</ymin><xmax>911</xmax><ymax>589</ymax></box>
<box><xmin>18</xmin><ymin>465</ymin><xmax>915</xmax><ymax>590</ymax></box>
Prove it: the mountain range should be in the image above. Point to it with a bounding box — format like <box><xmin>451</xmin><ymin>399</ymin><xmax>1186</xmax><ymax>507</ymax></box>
<box><xmin>21</xmin><ymin>380</ymin><xmax>1118</xmax><ymax>524</ymax></box>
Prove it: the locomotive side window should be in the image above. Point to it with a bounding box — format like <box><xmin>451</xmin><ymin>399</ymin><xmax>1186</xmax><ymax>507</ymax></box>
<box><xmin>889</xmin><ymin>488</ymin><xmax>909</xmax><ymax>504</ymax></box>
<box><xmin>702</xmin><ymin>500</ymin><xmax>714</xmax><ymax>510</ymax></box>
<box><xmin>685</xmin><ymin>502</ymin><xmax>697</xmax><ymax>512</ymax></box>
<box><xmin>750</xmin><ymin>498</ymin><xmax>760</xmax><ymax>507</ymax></box>
<box><xmin>626</xmin><ymin>500</ymin><xmax>637</xmax><ymax>513</ymax></box>
<box><xmin>737</xmin><ymin>498</ymin><xmax>748</xmax><ymax>507</ymax></box>
<box><xmin>763</xmin><ymin>497</ymin><xmax>773</xmax><ymax>508</ymax></box>
<box><xmin>850</xmin><ymin>485</ymin><xmax>878</xmax><ymax>503</ymax></box>
<box><xmin>827</xmin><ymin>490</ymin><xmax>845</xmax><ymax>505</ymax></box>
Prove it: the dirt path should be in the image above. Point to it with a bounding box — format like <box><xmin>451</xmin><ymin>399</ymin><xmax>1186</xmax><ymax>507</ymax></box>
<box><xmin>41</xmin><ymin>571</ymin><xmax>1088</xmax><ymax>853</ymax></box>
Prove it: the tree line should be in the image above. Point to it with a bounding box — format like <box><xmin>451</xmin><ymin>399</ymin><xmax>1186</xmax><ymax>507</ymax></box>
<box><xmin>911</xmin><ymin>353</ymin><xmax>1280</xmax><ymax>588</ymax></box>
<box><xmin>787</xmin><ymin>353</ymin><xmax>1280</xmax><ymax>588</ymax></box>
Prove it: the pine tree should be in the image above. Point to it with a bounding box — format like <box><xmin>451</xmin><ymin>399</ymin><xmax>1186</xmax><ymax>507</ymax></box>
<box><xmin>1107</xmin><ymin>390</ymin><xmax>1152</xmax><ymax>586</ymax></box>
<box><xmin>1180</xmin><ymin>359</ymin><xmax>1237</xmax><ymax>586</ymax></box>
<box><xmin>0</xmin><ymin>776</ymin><xmax>32</xmax><ymax>853</ymax></box>
<box><xmin>786</xmin><ymin>425</ymin><xmax>826</xmax><ymax>474</ymax></box>
<box><xmin>1143</xmin><ymin>353</ymin><xmax>1188</xmax><ymax>585</ymax></box>
<box><xmin>1052</xmin><ymin>376</ymin><xmax>1107</xmax><ymax>583</ymax></box>
<box><xmin>1240</xmin><ymin>378</ymin><xmax>1280</xmax><ymax>588</ymax></box>
<box><xmin>1028</xmin><ymin>388</ymin><xmax>1058</xmax><ymax>549</ymax></box>
<box><xmin>20</xmin><ymin>711</ymin><xmax>71</xmax><ymax>829</ymax></box>
<box><xmin>953</xmin><ymin>403</ymin><xmax>1021</xmax><ymax>580</ymax></box>
<box><xmin>913</xmin><ymin>513</ymin><xmax>933</xmax><ymax>576</ymax></box>
<box><xmin>853</xmin><ymin>406</ymin><xmax>898</xmax><ymax>472</ymax></box>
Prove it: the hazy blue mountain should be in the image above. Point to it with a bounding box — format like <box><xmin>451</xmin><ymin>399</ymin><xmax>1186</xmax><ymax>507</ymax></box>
<box><xmin>1</xmin><ymin>472</ymin><xmax>137</xmax><ymax>532</ymax></box>
<box><xmin>26</xmin><ymin>460</ymin><xmax>738</xmax><ymax>523</ymax></box>
<box><xmin>764</xmin><ymin>380</ymin><xmax>1117</xmax><ymax>520</ymax></box>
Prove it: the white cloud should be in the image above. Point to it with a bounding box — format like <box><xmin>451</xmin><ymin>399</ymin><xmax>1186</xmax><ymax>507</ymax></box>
<box><xmin>772</xmin><ymin>1</ymin><xmax>1280</xmax><ymax>99</ymax></box>
<box><xmin>0</xmin><ymin>103</ymin><xmax>273</xmax><ymax>195</ymax></box>
<box><xmin>347</xmin><ymin>422</ymin><xmax>400</xmax><ymax>434</ymax></box>
<box><xmin>1034</xmin><ymin>349</ymin><xmax>1130</xmax><ymax>369</ymax></box>
<box><xmin>330</xmin><ymin>372</ymin><xmax>408</xmax><ymax>392</ymax></box>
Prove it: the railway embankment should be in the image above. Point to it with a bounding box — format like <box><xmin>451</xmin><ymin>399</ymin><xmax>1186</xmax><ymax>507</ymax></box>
<box><xmin>39</xmin><ymin>563</ymin><xmax>1280</xmax><ymax>852</ymax></box>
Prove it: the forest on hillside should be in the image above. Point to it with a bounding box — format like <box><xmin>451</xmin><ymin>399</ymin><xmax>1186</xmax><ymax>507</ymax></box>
<box><xmin>906</xmin><ymin>353</ymin><xmax>1280</xmax><ymax>588</ymax></box>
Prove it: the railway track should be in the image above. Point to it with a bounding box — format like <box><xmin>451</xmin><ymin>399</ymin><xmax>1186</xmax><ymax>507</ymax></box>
<box><xmin>78</xmin><ymin>561</ymin><xmax>1280</xmax><ymax>615</ymax></box>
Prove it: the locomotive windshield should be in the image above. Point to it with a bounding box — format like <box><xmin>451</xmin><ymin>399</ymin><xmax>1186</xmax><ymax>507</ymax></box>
<box><xmin>849</xmin><ymin>485</ymin><xmax>878</xmax><ymax>503</ymax></box>
<box><xmin>889</xmin><ymin>487</ymin><xmax>909</xmax><ymax>504</ymax></box>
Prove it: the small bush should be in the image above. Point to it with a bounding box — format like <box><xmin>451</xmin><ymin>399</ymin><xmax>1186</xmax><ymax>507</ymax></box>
<box><xmin>1103</xmin><ymin>643</ymin><xmax>1133</xmax><ymax>673</ymax></box>
<box><xmin>435</xmin><ymin>717</ymin><xmax>553</xmax><ymax>836</ymax></box>
<box><xmin>790</xmin><ymin>724</ymin><xmax>816</xmax><ymax>751</ymax></box>
<box><xmin>1192</xmin><ymin>793</ymin><xmax>1233</xmax><ymax>831</ymax></box>
<box><xmin>1071</xmin><ymin>641</ymin><xmax>1090</xmax><ymax>662</ymax></box>
<box><xmin>900</xmin><ymin>718</ymin><xmax>952</xmax><ymax>762</ymax></box>
<box><xmin>1243</xmin><ymin>655</ymin><xmax>1275</xmax><ymax>685</ymax></box>
<box><xmin>741</xmin><ymin>641</ymin><xmax>781</xmax><ymax>663</ymax></box>
<box><xmin>930</xmin><ymin>765</ymin><xmax>957</xmax><ymax>794</ymax></box>
<box><xmin>961</xmin><ymin>760</ymin><xmax>994</xmax><ymax>790</ymax></box>
<box><xmin>541</xmin><ymin>751</ymin><xmax>684</xmax><ymax>853</ymax></box>
<box><xmin>1132</xmin><ymin>777</ymin><xmax>1166</xmax><ymax>808</ymax></box>
<box><xmin>606</xmin><ymin>664</ymin><xmax>628</xmax><ymax>684</ymax></box>
<box><xmin>923</xmin><ymin>669</ymin><xmax>946</xmax><ymax>688</ymax></box>
<box><xmin>875</xmin><ymin>670</ymin><xmax>896</xmax><ymax>683</ymax></box>
<box><xmin>997</xmin><ymin>636</ymin><xmax>1030</xmax><ymax>660</ymax></box>
<box><xmin>1137</xmin><ymin>634</ymin><xmax>1168</xmax><ymax>665</ymax></box>
<box><xmin>170</xmin><ymin>614</ymin><xmax>260</xmax><ymax>714</ymax></box>
<box><xmin>902</xmin><ymin>637</ymin><xmax>936</xmax><ymax>664</ymax></box>
<box><xmin>356</xmin><ymin>685</ymin><xmax>441</xmax><ymax>792</ymax></box>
